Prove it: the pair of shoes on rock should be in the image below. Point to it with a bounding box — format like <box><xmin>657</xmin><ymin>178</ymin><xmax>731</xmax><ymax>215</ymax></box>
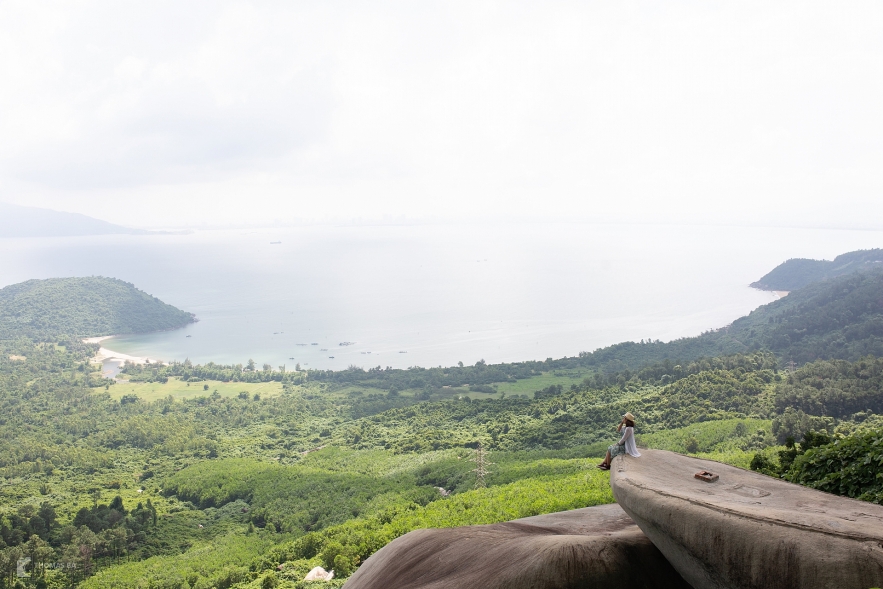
<box><xmin>597</xmin><ymin>464</ymin><xmax>610</xmax><ymax>470</ymax></box>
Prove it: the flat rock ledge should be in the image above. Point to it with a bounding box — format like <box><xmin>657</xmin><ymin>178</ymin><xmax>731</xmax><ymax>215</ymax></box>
<box><xmin>343</xmin><ymin>503</ymin><xmax>691</xmax><ymax>589</ymax></box>
<box><xmin>611</xmin><ymin>449</ymin><xmax>883</xmax><ymax>589</ymax></box>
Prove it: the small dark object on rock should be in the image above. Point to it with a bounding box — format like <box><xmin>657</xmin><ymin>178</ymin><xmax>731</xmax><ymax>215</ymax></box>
<box><xmin>694</xmin><ymin>470</ymin><xmax>719</xmax><ymax>483</ymax></box>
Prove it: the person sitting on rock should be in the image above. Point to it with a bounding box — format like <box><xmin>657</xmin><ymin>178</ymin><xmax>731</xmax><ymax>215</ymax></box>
<box><xmin>597</xmin><ymin>412</ymin><xmax>640</xmax><ymax>470</ymax></box>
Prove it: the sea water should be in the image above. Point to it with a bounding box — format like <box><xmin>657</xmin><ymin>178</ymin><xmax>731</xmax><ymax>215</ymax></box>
<box><xmin>1</xmin><ymin>222</ymin><xmax>881</xmax><ymax>370</ymax></box>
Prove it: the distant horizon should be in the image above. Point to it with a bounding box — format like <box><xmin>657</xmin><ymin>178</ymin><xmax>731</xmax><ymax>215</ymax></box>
<box><xmin>6</xmin><ymin>223</ymin><xmax>876</xmax><ymax>371</ymax></box>
<box><xmin>5</xmin><ymin>200</ymin><xmax>883</xmax><ymax>235</ymax></box>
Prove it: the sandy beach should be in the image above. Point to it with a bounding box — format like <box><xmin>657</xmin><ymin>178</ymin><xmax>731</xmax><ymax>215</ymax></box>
<box><xmin>773</xmin><ymin>291</ymin><xmax>790</xmax><ymax>299</ymax></box>
<box><xmin>84</xmin><ymin>336</ymin><xmax>157</xmax><ymax>367</ymax></box>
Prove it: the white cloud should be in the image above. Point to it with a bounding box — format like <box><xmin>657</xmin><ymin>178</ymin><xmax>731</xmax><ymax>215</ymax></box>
<box><xmin>1</xmin><ymin>1</ymin><xmax>882</xmax><ymax>228</ymax></box>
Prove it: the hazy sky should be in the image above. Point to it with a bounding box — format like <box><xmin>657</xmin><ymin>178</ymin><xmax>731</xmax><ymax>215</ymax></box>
<box><xmin>1</xmin><ymin>2</ymin><xmax>882</xmax><ymax>229</ymax></box>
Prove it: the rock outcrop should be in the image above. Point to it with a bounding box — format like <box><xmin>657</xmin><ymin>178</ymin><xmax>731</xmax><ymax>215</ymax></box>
<box><xmin>343</xmin><ymin>503</ymin><xmax>690</xmax><ymax>589</ymax></box>
<box><xmin>610</xmin><ymin>449</ymin><xmax>883</xmax><ymax>589</ymax></box>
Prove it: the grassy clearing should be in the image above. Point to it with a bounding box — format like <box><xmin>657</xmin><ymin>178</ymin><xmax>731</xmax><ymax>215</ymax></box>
<box><xmin>494</xmin><ymin>369</ymin><xmax>592</xmax><ymax>397</ymax></box>
<box><xmin>329</xmin><ymin>370</ymin><xmax>594</xmax><ymax>402</ymax></box>
<box><xmin>100</xmin><ymin>376</ymin><xmax>285</xmax><ymax>401</ymax></box>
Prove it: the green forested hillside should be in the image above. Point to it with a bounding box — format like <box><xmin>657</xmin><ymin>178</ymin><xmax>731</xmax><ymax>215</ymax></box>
<box><xmin>0</xmin><ymin>277</ymin><xmax>195</xmax><ymax>338</ymax></box>
<box><xmin>771</xmin><ymin>357</ymin><xmax>883</xmax><ymax>441</ymax></box>
<box><xmin>575</xmin><ymin>268</ymin><xmax>883</xmax><ymax>371</ymax></box>
<box><xmin>1</xmin><ymin>261</ymin><xmax>882</xmax><ymax>588</ymax></box>
<box><xmin>750</xmin><ymin>248</ymin><xmax>883</xmax><ymax>291</ymax></box>
<box><xmin>1</xmin><ymin>332</ymin><xmax>880</xmax><ymax>588</ymax></box>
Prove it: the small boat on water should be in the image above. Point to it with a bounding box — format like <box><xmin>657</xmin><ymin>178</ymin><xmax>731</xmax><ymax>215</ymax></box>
<box><xmin>270</xmin><ymin>241</ymin><xmax>281</xmax><ymax>244</ymax></box>
<box><xmin>328</xmin><ymin>356</ymin><xmax>335</xmax><ymax>359</ymax></box>
<box><xmin>611</xmin><ymin>449</ymin><xmax>883</xmax><ymax>589</ymax></box>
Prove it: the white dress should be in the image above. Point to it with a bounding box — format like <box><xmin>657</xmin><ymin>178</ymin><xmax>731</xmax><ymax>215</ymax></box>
<box><xmin>608</xmin><ymin>426</ymin><xmax>641</xmax><ymax>458</ymax></box>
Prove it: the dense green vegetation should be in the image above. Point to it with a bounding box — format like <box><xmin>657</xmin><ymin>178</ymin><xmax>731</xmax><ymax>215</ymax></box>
<box><xmin>750</xmin><ymin>248</ymin><xmax>883</xmax><ymax>291</ymax></box>
<box><xmin>1</xmin><ymin>258</ymin><xmax>881</xmax><ymax>588</ymax></box>
<box><xmin>751</xmin><ymin>423</ymin><xmax>883</xmax><ymax>504</ymax></box>
<box><xmin>0</xmin><ymin>277</ymin><xmax>195</xmax><ymax>339</ymax></box>
<box><xmin>3</xmin><ymin>333</ymin><xmax>878</xmax><ymax>588</ymax></box>
<box><xmin>771</xmin><ymin>356</ymin><xmax>883</xmax><ymax>442</ymax></box>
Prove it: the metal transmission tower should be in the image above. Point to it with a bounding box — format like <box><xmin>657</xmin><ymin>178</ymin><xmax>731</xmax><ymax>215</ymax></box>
<box><xmin>471</xmin><ymin>442</ymin><xmax>492</xmax><ymax>489</ymax></box>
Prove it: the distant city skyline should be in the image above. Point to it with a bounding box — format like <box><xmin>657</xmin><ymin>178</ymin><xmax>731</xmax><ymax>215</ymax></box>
<box><xmin>2</xmin><ymin>2</ymin><xmax>882</xmax><ymax>230</ymax></box>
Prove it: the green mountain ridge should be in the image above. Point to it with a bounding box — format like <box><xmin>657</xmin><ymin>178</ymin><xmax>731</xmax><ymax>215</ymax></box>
<box><xmin>750</xmin><ymin>248</ymin><xmax>883</xmax><ymax>291</ymax></box>
<box><xmin>579</xmin><ymin>267</ymin><xmax>883</xmax><ymax>370</ymax></box>
<box><xmin>0</xmin><ymin>276</ymin><xmax>195</xmax><ymax>339</ymax></box>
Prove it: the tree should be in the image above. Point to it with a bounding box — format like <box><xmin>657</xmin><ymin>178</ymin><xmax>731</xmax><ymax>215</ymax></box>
<box><xmin>63</xmin><ymin>526</ymin><xmax>98</xmax><ymax>581</ymax></box>
<box><xmin>25</xmin><ymin>535</ymin><xmax>54</xmax><ymax>578</ymax></box>
<box><xmin>99</xmin><ymin>528</ymin><xmax>128</xmax><ymax>564</ymax></box>
<box><xmin>0</xmin><ymin>546</ymin><xmax>23</xmax><ymax>588</ymax></box>
<box><xmin>146</xmin><ymin>499</ymin><xmax>157</xmax><ymax>526</ymax></box>
<box><xmin>107</xmin><ymin>495</ymin><xmax>124</xmax><ymax>513</ymax></box>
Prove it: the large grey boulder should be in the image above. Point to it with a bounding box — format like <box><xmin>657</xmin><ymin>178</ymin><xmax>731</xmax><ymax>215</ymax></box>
<box><xmin>343</xmin><ymin>503</ymin><xmax>690</xmax><ymax>589</ymax></box>
<box><xmin>610</xmin><ymin>449</ymin><xmax>883</xmax><ymax>589</ymax></box>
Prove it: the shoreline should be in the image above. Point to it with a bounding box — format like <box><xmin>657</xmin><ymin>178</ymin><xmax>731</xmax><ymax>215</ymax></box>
<box><xmin>751</xmin><ymin>285</ymin><xmax>790</xmax><ymax>300</ymax></box>
<box><xmin>80</xmin><ymin>286</ymin><xmax>793</xmax><ymax>375</ymax></box>
<box><xmin>84</xmin><ymin>336</ymin><xmax>158</xmax><ymax>367</ymax></box>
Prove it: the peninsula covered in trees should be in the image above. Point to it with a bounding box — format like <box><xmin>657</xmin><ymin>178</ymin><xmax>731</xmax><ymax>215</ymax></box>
<box><xmin>0</xmin><ymin>276</ymin><xmax>195</xmax><ymax>340</ymax></box>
